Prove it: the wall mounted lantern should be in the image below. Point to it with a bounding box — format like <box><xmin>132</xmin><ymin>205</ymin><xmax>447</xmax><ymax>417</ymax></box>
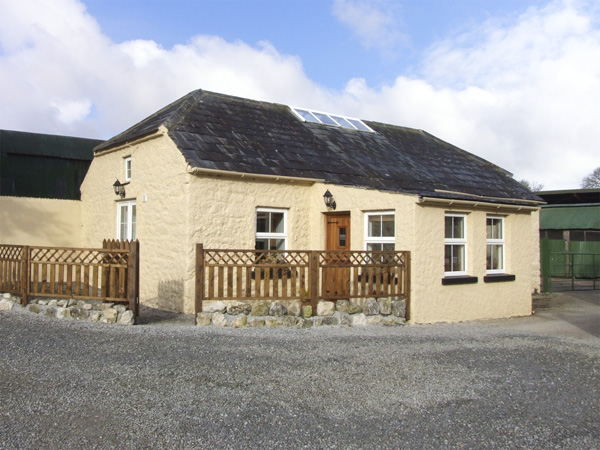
<box><xmin>113</xmin><ymin>179</ymin><xmax>129</xmax><ymax>198</ymax></box>
<box><xmin>323</xmin><ymin>189</ymin><xmax>336</xmax><ymax>210</ymax></box>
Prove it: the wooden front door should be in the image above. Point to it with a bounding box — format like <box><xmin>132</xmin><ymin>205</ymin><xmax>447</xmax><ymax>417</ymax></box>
<box><xmin>324</xmin><ymin>213</ymin><xmax>351</xmax><ymax>299</ymax></box>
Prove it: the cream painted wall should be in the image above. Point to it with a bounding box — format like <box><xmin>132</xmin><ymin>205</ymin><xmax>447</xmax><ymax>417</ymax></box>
<box><xmin>79</xmin><ymin>129</ymin><xmax>540</xmax><ymax>321</ymax></box>
<box><xmin>0</xmin><ymin>196</ymin><xmax>82</xmax><ymax>246</ymax></box>
<box><xmin>81</xmin><ymin>127</ymin><xmax>191</xmax><ymax>312</ymax></box>
<box><xmin>410</xmin><ymin>204</ymin><xmax>537</xmax><ymax>323</ymax></box>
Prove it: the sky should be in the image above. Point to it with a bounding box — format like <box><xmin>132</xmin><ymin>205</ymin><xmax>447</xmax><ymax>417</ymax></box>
<box><xmin>0</xmin><ymin>0</ymin><xmax>599</xmax><ymax>190</ymax></box>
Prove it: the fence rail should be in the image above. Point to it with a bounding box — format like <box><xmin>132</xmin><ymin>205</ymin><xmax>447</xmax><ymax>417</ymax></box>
<box><xmin>0</xmin><ymin>241</ymin><xmax>140</xmax><ymax>315</ymax></box>
<box><xmin>195</xmin><ymin>244</ymin><xmax>410</xmax><ymax>319</ymax></box>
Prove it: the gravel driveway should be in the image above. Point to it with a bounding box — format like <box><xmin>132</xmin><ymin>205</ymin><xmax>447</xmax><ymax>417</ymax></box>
<box><xmin>1</xmin><ymin>292</ymin><xmax>598</xmax><ymax>449</ymax></box>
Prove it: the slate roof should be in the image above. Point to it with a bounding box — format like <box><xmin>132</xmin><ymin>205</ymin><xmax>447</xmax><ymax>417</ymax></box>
<box><xmin>96</xmin><ymin>89</ymin><xmax>542</xmax><ymax>205</ymax></box>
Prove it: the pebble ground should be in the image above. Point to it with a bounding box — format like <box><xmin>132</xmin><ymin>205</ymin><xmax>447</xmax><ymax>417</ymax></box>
<box><xmin>0</xmin><ymin>293</ymin><xmax>598</xmax><ymax>449</ymax></box>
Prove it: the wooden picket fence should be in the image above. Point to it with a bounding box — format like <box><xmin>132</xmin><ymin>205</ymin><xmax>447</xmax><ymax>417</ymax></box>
<box><xmin>195</xmin><ymin>244</ymin><xmax>410</xmax><ymax>318</ymax></box>
<box><xmin>0</xmin><ymin>240</ymin><xmax>139</xmax><ymax>316</ymax></box>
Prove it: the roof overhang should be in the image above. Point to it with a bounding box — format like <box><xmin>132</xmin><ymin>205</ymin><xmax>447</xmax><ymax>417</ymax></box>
<box><xmin>418</xmin><ymin>196</ymin><xmax>541</xmax><ymax>212</ymax></box>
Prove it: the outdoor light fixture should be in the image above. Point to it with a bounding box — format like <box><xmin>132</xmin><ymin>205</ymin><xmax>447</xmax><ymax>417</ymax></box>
<box><xmin>323</xmin><ymin>189</ymin><xmax>336</xmax><ymax>210</ymax></box>
<box><xmin>113</xmin><ymin>179</ymin><xmax>128</xmax><ymax>198</ymax></box>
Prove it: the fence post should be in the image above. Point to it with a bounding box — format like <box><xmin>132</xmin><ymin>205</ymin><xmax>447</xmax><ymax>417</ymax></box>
<box><xmin>127</xmin><ymin>240</ymin><xmax>139</xmax><ymax>322</ymax></box>
<box><xmin>540</xmin><ymin>237</ymin><xmax>551</xmax><ymax>293</ymax></box>
<box><xmin>404</xmin><ymin>251</ymin><xmax>411</xmax><ymax>321</ymax></box>
<box><xmin>308</xmin><ymin>251</ymin><xmax>319</xmax><ymax>316</ymax></box>
<box><xmin>20</xmin><ymin>246</ymin><xmax>30</xmax><ymax>306</ymax></box>
<box><xmin>195</xmin><ymin>243</ymin><xmax>205</xmax><ymax>323</ymax></box>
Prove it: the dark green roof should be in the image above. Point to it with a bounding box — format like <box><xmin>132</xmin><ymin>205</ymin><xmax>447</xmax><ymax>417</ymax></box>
<box><xmin>96</xmin><ymin>89</ymin><xmax>543</xmax><ymax>206</ymax></box>
<box><xmin>540</xmin><ymin>205</ymin><xmax>600</xmax><ymax>230</ymax></box>
<box><xmin>1</xmin><ymin>130</ymin><xmax>104</xmax><ymax>199</ymax></box>
<box><xmin>0</xmin><ymin>129</ymin><xmax>102</xmax><ymax>160</ymax></box>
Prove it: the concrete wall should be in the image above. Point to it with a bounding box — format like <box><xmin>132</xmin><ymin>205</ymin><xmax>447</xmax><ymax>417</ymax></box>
<box><xmin>0</xmin><ymin>196</ymin><xmax>82</xmax><ymax>246</ymax></box>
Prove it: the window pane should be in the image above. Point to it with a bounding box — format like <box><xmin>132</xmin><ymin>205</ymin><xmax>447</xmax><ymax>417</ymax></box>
<box><xmin>339</xmin><ymin>227</ymin><xmax>347</xmax><ymax>247</ymax></box>
<box><xmin>347</xmin><ymin>119</ymin><xmax>370</xmax><ymax>131</ymax></box>
<box><xmin>295</xmin><ymin>109</ymin><xmax>319</xmax><ymax>123</ymax></box>
<box><xmin>255</xmin><ymin>239</ymin><xmax>267</xmax><ymax>250</ymax></box>
<box><xmin>367</xmin><ymin>243</ymin><xmax>383</xmax><ymax>251</ymax></box>
<box><xmin>446</xmin><ymin>244</ymin><xmax>465</xmax><ymax>272</ymax></box>
<box><xmin>368</xmin><ymin>215</ymin><xmax>381</xmax><ymax>237</ymax></box>
<box><xmin>119</xmin><ymin>204</ymin><xmax>128</xmax><ymax>240</ymax></box>
<box><xmin>256</xmin><ymin>212</ymin><xmax>268</xmax><ymax>233</ymax></box>
<box><xmin>313</xmin><ymin>112</ymin><xmax>338</xmax><ymax>126</ymax></box>
<box><xmin>487</xmin><ymin>218</ymin><xmax>503</xmax><ymax>239</ymax></box>
<box><xmin>453</xmin><ymin>217</ymin><xmax>464</xmax><ymax>239</ymax></box>
<box><xmin>487</xmin><ymin>244</ymin><xmax>503</xmax><ymax>271</ymax></box>
<box><xmin>131</xmin><ymin>205</ymin><xmax>136</xmax><ymax>240</ymax></box>
<box><xmin>382</xmin><ymin>243</ymin><xmax>395</xmax><ymax>251</ymax></box>
<box><xmin>445</xmin><ymin>216</ymin><xmax>453</xmax><ymax>239</ymax></box>
<box><xmin>270</xmin><ymin>212</ymin><xmax>284</xmax><ymax>233</ymax></box>
<box><xmin>330</xmin><ymin>116</ymin><xmax>354</xmax><ymax>129</ymax></box>
<box><xmin>381</xmin><ymin>215</ymin><xmax>394</xmax><ymax>237</ymax></box>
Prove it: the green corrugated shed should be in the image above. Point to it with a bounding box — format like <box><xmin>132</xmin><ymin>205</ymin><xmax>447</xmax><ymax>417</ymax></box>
<box><xmin>0</xmin><ymin>129</ymin><xmax>103</xmax><ymax>200</ymax></box>
<box><xmin>540</xmin><ymin>205</ymin><xmax>600</xmax><ymax>230</ymax></box>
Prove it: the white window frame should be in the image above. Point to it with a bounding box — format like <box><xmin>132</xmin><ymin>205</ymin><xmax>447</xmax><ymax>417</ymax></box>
<box><xmin>444</xmin><ymin>213</ymin><xmax>467</xmax><ymax>276</ymax></box>
<box><xmin>486</xmin><ymin>216</ymin><xmax>505</xmax><ymax>274</ymax></box>
<box><xmin>124</xmin><ymin>156</ymin><xmax>132</xmax><ymax>182</ymax></box>
<box><xmin>255</xmin><ymin>208</ymin><xmax>287</xmax><ymax>251</ymax></box>
<box><xmin>117</xmin><ymin>200</ymin><xmax>136</xmax><ymax>241</ymax></box>
<box><xmin>364</xmin><ymin>211</ymin><xmax>395</xmax><ymax>251</ymax></box>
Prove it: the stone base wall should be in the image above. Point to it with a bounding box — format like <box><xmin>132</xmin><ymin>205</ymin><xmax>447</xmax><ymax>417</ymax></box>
<box><xmin>0</xmin><ymin>293</ymin><xmax>135</xmax><ymax>326</ymax></box>
<box><xmin>197</xmin><ymin>298</ymin><xmax>407</xmax><ymax>328</ymax></box>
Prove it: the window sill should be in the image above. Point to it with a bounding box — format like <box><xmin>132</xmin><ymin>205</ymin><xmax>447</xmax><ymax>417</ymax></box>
<box><xmin>484</xmin><ymin>274</ymin><xmax>516</xmax><ymax>283</ymax></box>
<box><xmin>442</xmin><ymin>275</ymin><xmax>478</xmax><ymax>286</ymax></box>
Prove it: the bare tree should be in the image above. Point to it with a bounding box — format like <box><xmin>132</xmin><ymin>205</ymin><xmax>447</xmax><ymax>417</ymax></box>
<box><xmin>581</xmin><ymin>167</ymin><xmax>600</xmax><ymax>189</ymax></box>
<box><xmin>519</xmin><ymin>179</ymin><xmax>545</xmax><ymax>192</ymax></box>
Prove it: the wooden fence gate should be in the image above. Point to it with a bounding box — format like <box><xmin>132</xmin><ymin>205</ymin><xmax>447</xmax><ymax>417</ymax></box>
<box><xmin>0</xmin><ymin>240</ymin><xmax>140</xmax><ymax>316</ymax></box>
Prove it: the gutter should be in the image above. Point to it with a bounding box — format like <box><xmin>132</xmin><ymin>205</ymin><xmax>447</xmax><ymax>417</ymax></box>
<box><xmin>434</xmin><ymin>189</ymin><xmax>545</xmax><ymax>205</ymax></box>
<box><xmin>187</xmin><ymin>166</ymin><xmax>323</xmax><ymax>184</ymax></box>
<box><xmin>418</xmin><ymin>196</ymin><xmax>541</xmax><ymax>212</ymax></box>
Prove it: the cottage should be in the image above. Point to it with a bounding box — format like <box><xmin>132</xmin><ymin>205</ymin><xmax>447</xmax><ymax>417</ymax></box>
<box><xmin>0</xmin><ymin>129</ymin><xmax>102</xmax><ymax>246</ymax></box>
<box><xmin>80</xmin><ymin>89</ymin><xmax>543</xmax><ymax>323</ymax></box>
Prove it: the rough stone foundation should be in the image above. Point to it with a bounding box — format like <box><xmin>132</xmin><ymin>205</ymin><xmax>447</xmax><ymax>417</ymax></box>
<box><xmin>0</xmin><ymin>292</ymin><xmax>135</xmax><ymax>326</ymax></box>
<box><xmin>196</xmin><ymin>298</ymin><xmax>407</xmax><ymax>328</ymax></box>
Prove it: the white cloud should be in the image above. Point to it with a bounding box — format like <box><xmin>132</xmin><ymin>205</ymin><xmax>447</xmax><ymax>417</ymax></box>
<box><xmin>0</xmin><ymin>0</ymin><xmax>598</xmax><ymax>189</ymax></box>
<box><xmin>331</xmin><ymin>0</ymin><xmax>408</xmax><ymax>53</ymax></box>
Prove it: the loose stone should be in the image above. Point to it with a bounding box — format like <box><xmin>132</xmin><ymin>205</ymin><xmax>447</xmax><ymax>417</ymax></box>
<box><xmin>391</xmin><ymin>299</ymin><xmax>406</xmax><ymax>318</ymax></box>
<box><xmin>352</xmin><ymin>313</ymin><xmax>367</xmax><ymax>325</ymax></box>
<box><xmin>265</xmin><ymin>317</ymin><xmax>282</xmax><ymax>327</ymax></box>
<box><xmin>363</xmin><ymin>298</ymin><xmax>380</xmax><ymax>316</ymax></box>
<box><xmin>302</xmin><ymin>305</ymin><xmax>312</xmax><ymax>318</ymax></box>
<box><xmin>71</xmin><ymin>307</ymin><xmax>90</xmax><ymax>321</ymax></box>
<box><xmin>117</xmin><ymin>310</ymin><xmax>135</xmax><ymax>326</ymax></box>
<box><xmin>231</xmin><ymin>315</ymin><xmax>247</xmax><ymax>328</ymax></box>
<box><xmin>27</xmin><ymin>304</ymin><xmax>41</xmax><ymax>314</ymax></box>
<box><xmin>227</xmin><ymin>301</ymin><xmax>251</xmax><ymax>316</ymax></box>
<box><xmin>336</xmin><ymin>300</ymin><xmax>362</xmax><ymax>314</ymax></box>
<box><xmin>378</xmin><ymin>298</ymin><xmax>392</xmax><ymax>315</ymax></box>
<box><xmin>56</xmin><ymin>307</ymin><xmax>71</xmax><ymax>319</ymax></box>
<box><xmin>89</xmin><ymin>311</ymin><xmax>101</xmax><ymax>322</ymax></box>
<box><xmin>282</xmin><ymin>316</ymin><xmax>297</xmax><ymax>327</ymax></box>
<box><xmin>269</xmin><ymin>302</ymin><xmax>287</xmax><ymax>317</ymax></box>
<box><xmin>247</xmin><ymin>318</ymin><xmax>265</xmax><ymax>327</ymax></box>
<box><xmin>286</xmin><ymin>301</ymin><xmax>301</xmax><ymax>317</ymax></box>
<box><xmin>212</xmin><ymin>313</ymin><xmax>228</xmax><ymax>327</ymax></box>
<box><xmin>317</xmin><ymin>301</ymin><xmax>335</xmax><ymax>316</ymax></box>
<box><xmin>196</xmin><ymin>313</ymin><xmax>212</xmax><ymax>326</ymax></box>
<box><xmin>101</xmin><ymin>308</ymin><xmax>118</xmax><ymax>324</ymax></box>
<box><xmin>366</xmin><ymin>315</ymin><xmax>384</xmax><ymax>325</ymax></box>
<box><xmin>250</xmin><ymin>301</ymin><xmax>269</xmax><ymax>316</ymax></box>
<box><xmin>0</xmin><ymin>299</ymin><xmax>14</xmax><ymax>311</ymax></box>
<box><xmin>204</xmin><ymin>301</ymin><xmax>227</xmax><ymax>314</ymax></box>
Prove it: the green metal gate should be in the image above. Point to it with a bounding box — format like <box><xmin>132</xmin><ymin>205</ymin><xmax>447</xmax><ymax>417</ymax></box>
<box><xmin>541</xmin><ymin>237</ymin><xmax>600</xmax><ymax>292</ymax></box>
